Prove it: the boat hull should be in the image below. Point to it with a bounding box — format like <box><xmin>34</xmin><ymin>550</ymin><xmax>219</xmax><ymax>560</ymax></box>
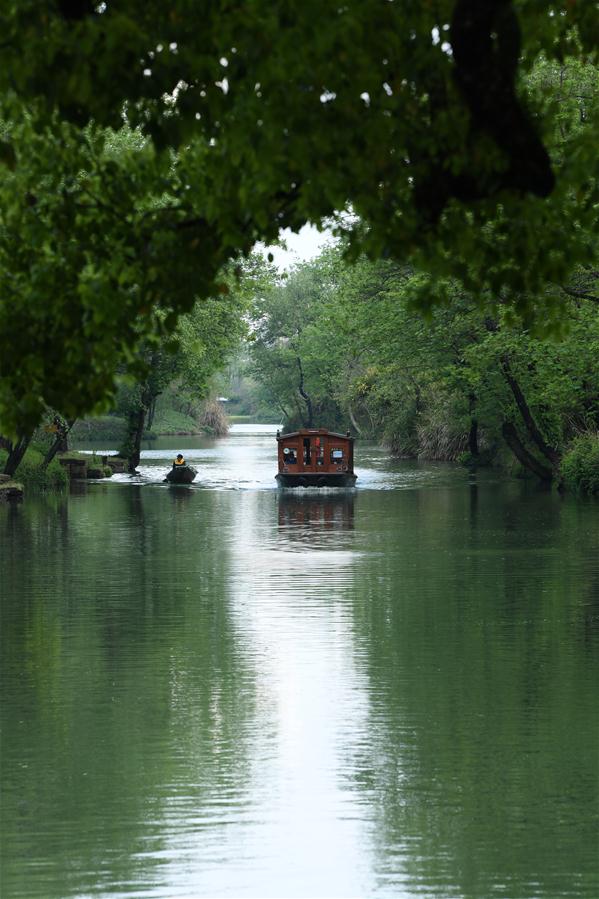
<box><xmin>166</xmin><ymin>465</ymin><xmax>197</xmax><ymax>484</ymax></box>
<box><xmin>276</xmin><ymin>472</ymin><xmax>357</xmax><ymax>488</ymax></box>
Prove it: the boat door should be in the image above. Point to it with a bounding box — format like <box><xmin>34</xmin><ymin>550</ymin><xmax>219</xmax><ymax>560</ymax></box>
<box><xmin>302</xmin><ymin>435</ymin><xmax>324</xmax><ymax>472</ymax></box>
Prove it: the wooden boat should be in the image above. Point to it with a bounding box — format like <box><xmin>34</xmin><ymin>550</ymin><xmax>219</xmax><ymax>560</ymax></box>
<box><xmin>276</xmin><ymin>428</ymin><xmax>357</xmax><ymax>488</ymax></box>
<box><xmin>165</xmin><ymin>464</ymin><xmax>197</xmax><ymax>484</ymax></box>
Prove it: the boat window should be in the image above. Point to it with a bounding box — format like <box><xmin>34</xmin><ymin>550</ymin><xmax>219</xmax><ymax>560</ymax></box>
<box><xmin>283</xmin><ymin>446</ymin><xmax>297</xmax><ymax>464</ymax></box>
<box><xmin>331</xmin><ymin>448</ymin><xmax>344</xmax><ymax>462</ymax></box>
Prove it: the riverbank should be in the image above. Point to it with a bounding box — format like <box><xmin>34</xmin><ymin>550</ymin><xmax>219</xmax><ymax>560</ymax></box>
<box><xmin>0</xmin><ymin>447</ymin><xmax>124</xmax><ymax>498</ymax></box>
<box><xmin>71</xmin><ymin>412</ymin><xmax>207</xmax><ymax>442</ymax></box>
<box><xmin>4</xmin><ymin>426</ymin><xmax>599</xmax><ymax>499</ymax></box>
<box><xmin>71</xmin><ymin>408</ymin><xmax>244</xmax><ymax>442</ymax></box>
<box><xmin>0</xmin><ymin>446</ymin><xmax>67</xmax><ymax>494</ymax></box>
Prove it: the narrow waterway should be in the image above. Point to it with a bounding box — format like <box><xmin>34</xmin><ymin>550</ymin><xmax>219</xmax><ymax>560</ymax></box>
<box><xmin>1</xmin><ymin>426</ymin><xmax>598</xmax><ymax>898</ymax></box>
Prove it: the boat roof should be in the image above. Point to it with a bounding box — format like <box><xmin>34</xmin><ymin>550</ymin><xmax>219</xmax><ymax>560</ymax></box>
<box><xmin>277</xmin><ymin>428</ymin><xmax>353</xmax><ymax>441</ymax></box>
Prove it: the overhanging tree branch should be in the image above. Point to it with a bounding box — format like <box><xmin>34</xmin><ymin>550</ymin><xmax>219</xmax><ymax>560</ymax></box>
<box><xmin>500</xmin><ymin>355</ymin><xmax>561</xmax><ymax>468</ymax></box>
<box><xmin>296</xmin><ymin>356</ymin><xmax>313</xmax><ymax>428</ymax></box>
<box><xmin>501</xmin><ymin>421</ymin><xmax>554</xmax><ymax>482</ymax></box>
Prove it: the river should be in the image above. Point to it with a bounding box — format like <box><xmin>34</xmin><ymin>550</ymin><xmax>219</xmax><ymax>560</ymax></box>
<box><xmin>1</xmin><ymin>425</ymin><xmax>598</xmax><ymax>898</ymax></box>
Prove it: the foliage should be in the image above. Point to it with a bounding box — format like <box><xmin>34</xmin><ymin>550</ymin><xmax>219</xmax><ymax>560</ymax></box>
<box><xmin>247</xmin><ymin>240</ymin><xmax>599</xmax><ymax>487</ymax></box>
<box><xmin>0</xmin><ymin>9</ymin><xmax>598</xmax><ymax>437</ymax></box>
<box><xmin>71</xmin><ymin>416</ymin><xmax>128</xmax><ymax>443</ymax></box>
<box><xmin>0</xmin><ymin>113</ymin><xmax>242</xmax><ymax>436</ymax></box>
<box><xmin>560</xmin><ymin>434</ymin><xmax>599</xmax><ymax>495</ymax></box>
<box><xmin>0</xmin><ymin>447</ymin><xmax>67</xmax><ymax>490</ymax></box>
<box><xmin>1</xmin><ymin>2</ymin><xmax>597</xmax><ymax>294</ymax></box>
<box><xmin>248</xmin><ymin>255</ymin><xmax>348</xmax><ymax>429</ymax></box>
<box><xmin>216</xmin><ymin>346</ymin><xmax>286</xmax><ymax>423</ymax></box>
<box><xmin>173</xmin><ymin>278</ymin><xmax>251</xmax><ymax>398</ymax></box>
<box><xmin>115</xmin><ymin>260</ymin><xmax>253</xmax><ymax>466</ymax></box>
<box><xmin>198</xmin><ymin>400</ymin><xmax>229</xmax><ymax>437</ymax></box>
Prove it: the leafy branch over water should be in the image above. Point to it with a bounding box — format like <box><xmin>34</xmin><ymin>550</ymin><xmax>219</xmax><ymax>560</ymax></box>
<box><xmin>0</xmin><ymin>3</ymin><xmax>597</xmax><ymax>442</ymax></box>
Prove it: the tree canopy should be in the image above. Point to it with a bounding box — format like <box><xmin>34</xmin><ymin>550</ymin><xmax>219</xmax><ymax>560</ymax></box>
<box><xmin>0</xmin><ymin>2</ymin><xmax>598</xmax><ymax>434</ymax></box>
<box><xmin>2</xmin><ymin>2</ymin><xmax>596</xmax><ymax>251</ymax></box>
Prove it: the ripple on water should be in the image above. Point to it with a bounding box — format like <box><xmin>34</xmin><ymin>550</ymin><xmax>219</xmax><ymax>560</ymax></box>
<box><xmin>2</xmin><ymin>435</ymin><xmax>599</xmax><ymax>899</ymax></box>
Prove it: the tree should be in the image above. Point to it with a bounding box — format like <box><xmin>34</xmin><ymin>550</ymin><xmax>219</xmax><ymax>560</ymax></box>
<box><xmin>2</xmin><ymin>2</ymin><xmax>596</xmax><ymax>232</ymax></box>
<box><xmin>118</xmin><ymin>273</ymin><xmax>251</xmax><ymax>471</ymax></box>
<box><xmin>0</xmin><ymin>7</ymin><xmax>597</xmax><ymax>436</ymax></box>
<box><xmin>243</xmin><ymin>228</ymin><xmax>599</xmax><ymax>481</ymax></box>
<box><xmin>0</xmin><ymin>115</ymin><xmax>236</xmax><ymax>436</ymax></box>
<box><xmin>249</xmin><ymin>258</ymin><xmax>346</xmax><ymax>429</ymax></box>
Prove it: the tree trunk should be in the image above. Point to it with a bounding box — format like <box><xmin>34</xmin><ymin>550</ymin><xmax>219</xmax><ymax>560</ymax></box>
<box><xmin>501</xmin><ymin>356</ymin><xmax>561</xmax><ymax>468</ymax></box>
<box><xmin>277</xmin><ymin>400</ymin><xmax>290</xmax><ymax>421</ymax></box>
<box><xmin>296</xmin><ymin>357</ymin><xmax>313</xmax><ymax>428</ymax></box>
<box><xmin>121</xmin><ymin>385</ymin><xmax>153</xmax><ymax>472</ymax></box>
<box><xmin>501</xmin><ymin>421</ymin><xmax>554</xmax><ymax>482</ymax></box>
<box><xmin>3</xmin><ymin>433</ymin><xmax>32</xmax><ymax>477</ymax></box>
<box><xmin>468</xmin><ymin>417</ymin><xmax>479</xmax><ymax>456</ymax></box>
<box><xmin>127</xmin><ymin>406</ymin><xmax>146</xmax><ymax>472</ymax></box>
<box><xmin>348</xmin><ymin>406</ymin><xmax>363</xmax><ymax>436</ymax></box>
<box><xmin>43</xmin><ymin>417</ymin><xmax>76</xmax><ymax>468</ymax></box>
<box><xmin>147</xmin><ymin>396</ymin><xmax>157</xmax><ymax>431</ymax></box>
<box><xmin>468</xmin><ymin>393</ymin><xmax>478</xmax><ymax>456</ymax></box>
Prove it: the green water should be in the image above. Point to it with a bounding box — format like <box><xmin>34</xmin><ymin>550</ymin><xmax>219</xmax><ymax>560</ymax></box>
<box><xmin>1</xmin><ymin>431</ymin><xmax>598</xmax><ymax>898</ymax></box>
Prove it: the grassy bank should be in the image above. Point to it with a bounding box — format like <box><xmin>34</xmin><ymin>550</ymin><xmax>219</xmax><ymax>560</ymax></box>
<box><xmin>71</xmin><ymin>416</ymin><xmax>128</xmax><ymax>442</ymax></box>
<box><xmin>150</xmin><ymin>409</ymin><xmax>200</xmax><ymax>435</ymax></box>
<box><xmin>71</xmin><ymin>410</ymin><xmax>211</xmax><ymax>441</ymax></box>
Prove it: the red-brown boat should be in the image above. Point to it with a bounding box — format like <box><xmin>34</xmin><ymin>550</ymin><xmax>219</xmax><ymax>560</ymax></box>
<box><xmin>276</xmin><ymin>428</ymin><xmax>357</xmax><ymax>488</ymax></box>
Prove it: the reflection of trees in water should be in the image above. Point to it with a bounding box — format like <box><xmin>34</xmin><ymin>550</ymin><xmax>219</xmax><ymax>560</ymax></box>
<box><xmin>580</xmin><ymin>573</ymin><xmax>599</xmax><ymax>651</ymax></box>
<box><xmin>0</xmin><ymin>487</ymin><xmax>257</xmax><ymax>898</ymax></box>
<box><xmin>346</xmin><ymin>488</ymin><xmax>599</xmax><ymax>898</ymax></box>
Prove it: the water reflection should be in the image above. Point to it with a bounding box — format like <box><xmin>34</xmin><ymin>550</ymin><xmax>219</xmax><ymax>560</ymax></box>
<box><xmin>347</xmin><ymin>487</ymin><xmax>599</xmax><ymax>899</ymax></box>
<box><xmin>222</xmin><ymin>490</ymin><xmax>370</xmax><ymax>897</ymax></box>
<box><xmin>1</xmin><ymin>448</ymin><xmax>598</xmax><ymax>898</ymax></box>
<box><xmin>68</xmin><ymin>478</ymin><xmax>89</xmax><ymax>496</ymax></box>
<box><xmin>278</xmin><ymin>491</ymin><xmax>355</xmax><ymax>536</ymax></box>
<box><xmin>0</xmin><ymin>489</ymin><xmax>259</xmax><ymax>899</ymax></box>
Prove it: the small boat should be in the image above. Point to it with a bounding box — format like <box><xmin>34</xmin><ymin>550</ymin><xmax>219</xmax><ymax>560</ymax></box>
<box><xmin>276</xmin><ymin>428</ymin><xmax>357</xmax><ymax>488</ymax></box>
<box><xmin>165</xmin><ymin>464</ymin><xmax>197</xmax><ymax>484</ymax></box>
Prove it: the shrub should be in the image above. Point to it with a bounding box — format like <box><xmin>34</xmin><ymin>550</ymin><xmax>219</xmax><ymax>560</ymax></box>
<box><xmin>560</xmin><ymin>433</ymin><xmax>599</xmax><ymax>495</ymax></box>
<box><xmin>43</xmin><ymin>459</ymin><xmax>69</xmax><ymax>489</ymax></box>
<box><xmin>199</xmin><ymin>399</ymin><xmax>229</xmax><ymax>436</ymax></box>
<box><xmin>384</xmin><ymin>403</ymin><xmax>420</xmax><ymax>457</ymax></box>
<box><xmin>4</xmin><ymin>447</ymin><xmax>68</xmax><ymax>490</ymax></box>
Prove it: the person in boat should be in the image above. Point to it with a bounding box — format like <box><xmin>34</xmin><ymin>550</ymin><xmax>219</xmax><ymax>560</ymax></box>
<box><xmin>283</xmin><ymin>447</ymin><xmax>297</xmax><ymax>464</ymax></box>
<box><xmin>173</xmin><ymin>453</ymin><xmax>186</xmax><ymax>467</ymax></box>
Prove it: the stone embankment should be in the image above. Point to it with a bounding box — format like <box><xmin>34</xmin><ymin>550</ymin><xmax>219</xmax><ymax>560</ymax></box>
<box><xmin>1</xmin><ymin>454</ymin><xmax>131</xmax><ymax>502</ymax></box>
<box><xmin>0</xmin><ymin>473</ymin><xmax>24</xmax><ymax>502</ymax></box>
<box><xmin>56</xmin><ymin>453</ymin><xmax>128</xmax><ymax>479</ymax></box>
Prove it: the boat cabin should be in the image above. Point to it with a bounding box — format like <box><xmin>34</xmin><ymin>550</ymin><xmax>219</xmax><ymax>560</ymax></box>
<box><xmin>276</xmin><ymin>428</ymin><xmax>357</xmax><ymax>488</ymax></box>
